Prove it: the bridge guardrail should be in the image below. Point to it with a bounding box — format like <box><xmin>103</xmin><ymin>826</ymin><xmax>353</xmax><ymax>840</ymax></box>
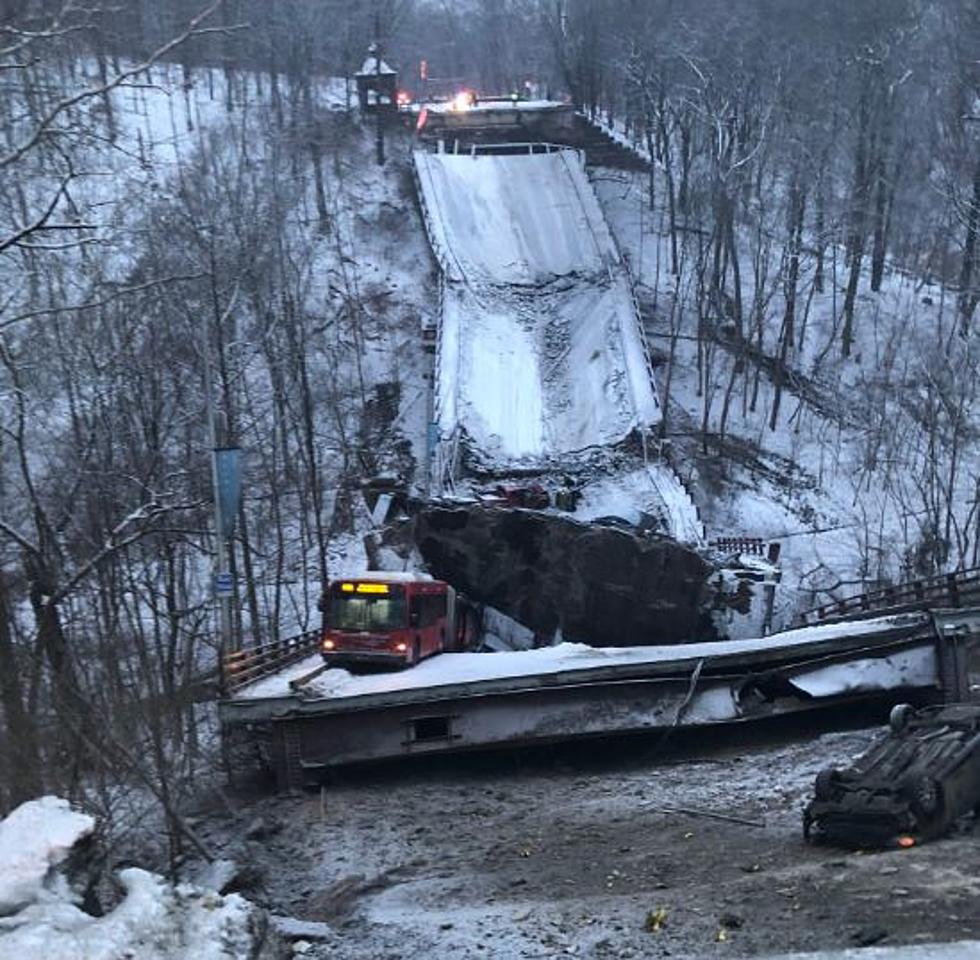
<box><xmin>221</xmin><ymin>629</ymin><xmax>321</xmax><ymax>695</ymax></box>
<box><xmin>710</xmin><ymin>537</ymin><xmax>781</xmax><ymax>560</ymax></box>
<box><xmin>796</xmin><ymin>567</ymin><xmax>980</xmax><ymax>627</ymax></box>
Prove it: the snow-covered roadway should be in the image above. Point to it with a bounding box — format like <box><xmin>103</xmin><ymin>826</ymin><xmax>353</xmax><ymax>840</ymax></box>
<box><xmin>415</xmin><ymin>148</ymin><xmax>660</xmax><ymax>463</ymax></box>
<box><xmin>231</xmin><ymin>611</ymin><xmax>932</xmax><ymax>703</ymax></box>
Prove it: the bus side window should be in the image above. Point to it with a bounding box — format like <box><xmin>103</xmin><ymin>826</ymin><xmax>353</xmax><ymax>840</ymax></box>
<box><xmin>411</xmin><ymin>594</ymin><xmax>447</xmax><ymax>628</ymax></box>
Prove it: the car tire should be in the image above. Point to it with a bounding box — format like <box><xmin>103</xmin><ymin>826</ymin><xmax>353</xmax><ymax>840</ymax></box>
<box><xmin>814</xmin><ymin>768</ymin><xmax>841</xmax><ymax>802</ymax></box>
<box><xmin>909</xmin><ymin>775</ymin><xmax>942</xmax><ymax>819</ymax></box>
<box><xmin>889</xmin><ymin>703</ymin><xmax>915</xmax><ymax>734</ymax></box>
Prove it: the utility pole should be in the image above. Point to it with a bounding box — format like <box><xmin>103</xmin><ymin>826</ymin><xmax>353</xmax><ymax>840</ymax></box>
<box><xmin>374</xmin><ymin>14</ymin><xmax>385</xmax><ymax>166</ymax></box>
<box><xmin>200</xmin><ymin>269</ymin><xmax>243</xmax><ymax>690</ymax></box>
<box><xmin>201</xmin><ymin>326</ymin><xmax>232</xmax><ymax>675</ymax></box>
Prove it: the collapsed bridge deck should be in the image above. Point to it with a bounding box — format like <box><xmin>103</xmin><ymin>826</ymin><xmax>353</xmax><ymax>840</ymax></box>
<box><xmin>219</xmin><ymin>609</ymin><xmax>980</xmax><ymax>790</ymax></box>
<box><xmin>414</xmin><ymin>146</ymin><xmax>659</xmax><ymax>468</ymax></box>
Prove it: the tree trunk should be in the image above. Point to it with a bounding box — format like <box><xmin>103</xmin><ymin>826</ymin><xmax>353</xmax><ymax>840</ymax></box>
<box><xmin>311</xmin><ymin>136</ymin><xmax>330</xmax><ymax>234</ymax></box>
<box><xmin>0</xmin><ymin>571</ymin><xmax>43</xmax><ymax>808</ymax></box>
<box><xmin>957</xmin><ymin>154</ymin><xmax>980</xmax><ymax>336</ymax></box>
<box><xmin>771</xmin><ymin>178</ymin><xmax>806</xmax><ymax>431</ymax></box>
<box><xmin>841</xmin><ymin>85</ymin><xmax>873</xmax><ymax>358</ymax></box>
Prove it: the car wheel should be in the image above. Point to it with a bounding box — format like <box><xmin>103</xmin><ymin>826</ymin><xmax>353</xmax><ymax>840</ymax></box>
<box><xmin>889</xmin><ymin>703</ymin><xmax>915</xmax><ymax>734</ymax></box>
<box><xmin>814</xmin><ymin>768</ymin><xmax>841</xmax><ymax>802</ymax></box>
<box><xmin>910</xmin><ymin>775</ymin><xmax>941</xmax><ymax>818</ymax></box>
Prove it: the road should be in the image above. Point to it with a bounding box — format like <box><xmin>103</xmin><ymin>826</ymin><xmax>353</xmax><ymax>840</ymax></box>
<box><xmin>201</xmin><ymin>717</ymin><xmax>980</xmax><ymax>958</ymax></box>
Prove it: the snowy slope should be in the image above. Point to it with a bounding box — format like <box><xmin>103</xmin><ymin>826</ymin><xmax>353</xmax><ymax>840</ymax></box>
<box><xmin>415</xmin><ymin>148</ymin><xmax>660</xmax><ymax>464</ymax></box>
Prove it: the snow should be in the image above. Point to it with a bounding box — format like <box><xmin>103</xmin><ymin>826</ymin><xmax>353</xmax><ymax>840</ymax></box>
<box><xmin>646</xmin><ymin>462</ymin><xmax>706</xmax><ymax>544</ymax></box>
<box><xmin>356</xmin><ymin>57</ymin><xmax>396</xmax><ymax>76</ymax></box>
<box><xmin>232</xmin><ymin>611</ymin><xmax>931</xmax><ymax>702</ymax></box>
<box><xmin>421</xmin><ymin>98</ymin><xmax>568</xmax><ymax>114</ymax></box>
<box><xmin>270</xmin><ymin>916</ymin><xmax>332</xmax><ymax>940</ymax></box>
<box><xmin>416</xmin><ymin>149</ymin><xmax>618</xmax><ymax>284</ymax></box>
<box><xmin>0</xmin><ymin>796</ymin><xmax>95</xmax><ymax>916</ymax></box>
<box><xmin>790</xmin><ymin>646</ymin><xmax>938</xmax><ymax>696</ymax></box>
<box><xmin>415</xmin><ymin>148</ymin><xmax>659</xmax><ymax>464</ymax></box>
<box><xmin>0</xmin><ymin>868</ymin><xmax>260</xmax><ymax>960</ymax></box>
<box><xmin>336</xmin><ymin>570</ymin><xmax>432</xmax><ymax>583</ymax></box>
<box><xmin>763</xmin><ymin>945</ymin><xmax>980</xmax><ymax>960</ymax></box>
<box><xmin>569</xmin><ymin>462</ymin><xmax>704</xmax><ymax>545</ymax></box>
<box><xmin>0</xmin><ymin>798</ymin><xmax>276</xmax><ymax>960</ymax></box>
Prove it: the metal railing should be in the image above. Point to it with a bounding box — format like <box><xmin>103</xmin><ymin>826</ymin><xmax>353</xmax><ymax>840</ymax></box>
<box><xmin>221</xmin><ymin>629</ymin><xmax>321</xmax><ymax>695</ymax></box>
<box><xmin>710</xmin><ymin>537</ymin><xmax>780</xmax><ymax>558</ymax></box>
<box><xmin>575</xmin><ymin>111</ymin><xmax>653</xmax><ymax>169</ymax></box>
<box><xmin>796</xmin><ymin>567</ymin><xmax>980</xmax><ymax>626</ymax></box>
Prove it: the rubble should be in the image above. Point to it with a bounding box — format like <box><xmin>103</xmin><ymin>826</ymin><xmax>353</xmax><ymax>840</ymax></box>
<box><xmin>414</xmin><ymin>503</ymin><xmax>715</xmax><ymax>645</ymax></box>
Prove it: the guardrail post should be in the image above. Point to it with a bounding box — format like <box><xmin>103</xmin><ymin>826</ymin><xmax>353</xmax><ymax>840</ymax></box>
<box><xmin>947</xmin><ymin>573</ymin><xmax>961</xmax><ymax>608</ymax></box>
<box><xmin>934</xmin><ymin>618</ymin><xmax>971</xmax><ymax>703</ymax></box>
<box><xmin>270</xmin><ymin>721</ymin><xmax>305</xmax><ymax>792</ymax></box>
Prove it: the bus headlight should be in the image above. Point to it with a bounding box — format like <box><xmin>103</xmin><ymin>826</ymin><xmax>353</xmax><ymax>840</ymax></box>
<box><xmin>323</xmin><ymin>639</ymin><xmax>336</xmax><ymax>650</ymax></box>
<box><xmin>395</xmin><ymin>642</ymin><xmax>408</xmax><ymax>653</ymax></box>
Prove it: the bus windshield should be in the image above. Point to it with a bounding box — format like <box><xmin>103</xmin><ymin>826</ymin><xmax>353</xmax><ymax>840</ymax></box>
<box><xmin>329</xmin><ymin>587</ymin><xmax>406</xmax><ymax>631</ymax></box>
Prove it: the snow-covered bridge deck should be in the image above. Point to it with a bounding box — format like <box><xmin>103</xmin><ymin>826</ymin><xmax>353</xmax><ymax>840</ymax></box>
<box><xmin>414</xmin><ymin>147</ymin><xmax>659</xmax><ymax>465</ymax></box>
<box><xmin>218</xmin><ymin>610</ymin><xmax>979</xmax><ymax>790</ymax></box>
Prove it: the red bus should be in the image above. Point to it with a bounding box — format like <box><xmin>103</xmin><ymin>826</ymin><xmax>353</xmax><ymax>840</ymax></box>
<box><xmin>320</xmin><ymin>573</ymin><xmax>469</xmax><ymax>669</ymax></box>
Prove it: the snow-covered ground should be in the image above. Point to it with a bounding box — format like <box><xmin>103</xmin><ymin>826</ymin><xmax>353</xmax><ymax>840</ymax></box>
<box><xmin>188</xmin><ymin>722</ymin><xmax>980</xmax><ymax>959</ymax></box>
<box><xmin>0</xmin><ymin>797</ymin><xmax>279</xmax><ymax>960</ymax></box>
<box><xmin>591</xmin><ymin>161</ymin><xmax>980</xmax><ymax>624</ymax></box>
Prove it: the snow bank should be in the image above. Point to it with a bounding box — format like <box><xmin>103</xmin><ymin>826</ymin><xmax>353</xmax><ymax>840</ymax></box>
<box><xmin>0</xmin><ymin>868</ymin><xmax>266</xmax><ymax>960</ymax></box>
<box><xmin>0</xmin><ymin>798</ymin><xmax>280</xmax><ymax>960</ymax></box>
<box><xmin>0</xmin><ymin>796</ymin><xmax>95</xmax><ymax>916</ymax></box>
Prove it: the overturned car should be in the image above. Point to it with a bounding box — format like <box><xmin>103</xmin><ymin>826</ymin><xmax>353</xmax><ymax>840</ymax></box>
<box><xmin>804</xmin><ymin>702</ymin><xmax>980</xmax><ymax>848</ymax></box>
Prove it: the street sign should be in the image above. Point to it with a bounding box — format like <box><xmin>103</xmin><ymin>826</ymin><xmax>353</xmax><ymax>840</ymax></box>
<box><xmin>214</xmin><ymin>572</ymin><xmax>234</xmax><ymax>598</ymax></box>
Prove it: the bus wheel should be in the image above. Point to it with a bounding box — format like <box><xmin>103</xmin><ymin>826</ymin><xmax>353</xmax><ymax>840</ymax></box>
<box><xmin>413</xmin><ymin>638</ymin><xmax>421</xmax><ymax>664</ymax></box>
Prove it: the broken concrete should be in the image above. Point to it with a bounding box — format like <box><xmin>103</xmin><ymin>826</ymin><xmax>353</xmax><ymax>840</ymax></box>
<box><xmin>413</xmin><ymin>504</ymin><xmax>716</xmax><ymax>646</ymax></box>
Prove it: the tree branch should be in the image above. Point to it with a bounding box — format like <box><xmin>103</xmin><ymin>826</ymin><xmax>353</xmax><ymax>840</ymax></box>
<box><xmin>0</xmin><ymin>519</ymin><xmax>39</xmax><ymax>556</ymax></box>
<box><xmin>0</xmin><ymin>174</ymin><xmax>73</xmax><ymax>254</ymax></box>
<box><xmin>0</xmin><ymin>1</ymin><xmax>229</xmax><ymax>171</ymax></box>
<box><xmin>0</xmin><ymin>272</ymin><xmax>209</xmax><ymax>331</ymax></box>
<box><xmin>47</xmin><ymin>499</ymin><xmax>200</xmax><ymax>608</ymax></box>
